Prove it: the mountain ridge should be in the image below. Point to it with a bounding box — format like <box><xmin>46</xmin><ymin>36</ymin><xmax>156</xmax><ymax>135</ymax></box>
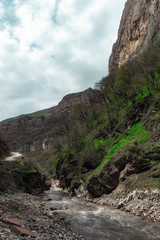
<box><xmin>0</xmin><ymin>88</ymin><xmax>103</xmax><ymax>152</ymax></box>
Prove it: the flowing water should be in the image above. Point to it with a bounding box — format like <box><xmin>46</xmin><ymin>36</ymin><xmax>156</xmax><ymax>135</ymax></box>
<box><xmin>44</xmin><ymin>183</ymin><xmax>160</xmax><ymax>240</ymax></box>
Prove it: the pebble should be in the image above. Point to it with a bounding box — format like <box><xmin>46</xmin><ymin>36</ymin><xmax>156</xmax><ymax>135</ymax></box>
<box><xmin>0</xmin><ymin>193</ymin><xmax>84</xmax><ymax>240</ymax></box>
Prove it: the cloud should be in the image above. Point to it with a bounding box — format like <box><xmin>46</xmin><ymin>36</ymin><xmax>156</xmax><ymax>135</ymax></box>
<box><xmin>0</xmin><ymin>0</ymin><xmax>126</xmax><ymax>121</ymax></box>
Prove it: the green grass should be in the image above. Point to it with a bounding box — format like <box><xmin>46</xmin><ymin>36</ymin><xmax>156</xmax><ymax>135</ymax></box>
<box><xmin>29</xmin><ymin>110</ymin><xmax>52</xmax><ymax>118</ymax></box>
<box><xmin>119</xmin><ymin>86</ymin><xmax>159</xmax><ymax>115</ymax></box>
<box><xmin>94</xmin><ymin>138</ymin><xmax>113</xmax><ymax>150</ymax></box>
<box><xmin>87</xmin><ymin>122</ymin><xmax>149</xmax><ymax>181</ymax></box>
<box><xmin>1</xmin><ymin>109</ymin><xmax>52</xmax><ymax>124</ymax></box>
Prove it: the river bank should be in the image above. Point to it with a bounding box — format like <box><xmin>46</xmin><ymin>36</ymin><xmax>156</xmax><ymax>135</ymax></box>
<box><xmin>71</xmin><ymin>179</ymin><xmax>160</xmax><ymax>222</ymax></box>
<box><xmin>0</xmin><ymin>192</ymin><xmax>83</xmax><ymax>240</ymax></box>
<box><xmin>44</xmin><ymin>180</ymin><xmax>160</xmax><ymax>240</ymax></box>
<box><xmin>84</xmin><ymin>188</ymin><xmax>160</xmax><ymax>223</ymax></box>
<box><xmin>0</xmin><ymin>180</ymin><xmax>160</xmax><ymax>240</ymax></box>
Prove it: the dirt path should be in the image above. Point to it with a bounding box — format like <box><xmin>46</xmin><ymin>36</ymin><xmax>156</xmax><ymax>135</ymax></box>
<box><xmin>1</xmin><ymin>152</ymin><xmax>22</xmax><ymax>162</ymax></box>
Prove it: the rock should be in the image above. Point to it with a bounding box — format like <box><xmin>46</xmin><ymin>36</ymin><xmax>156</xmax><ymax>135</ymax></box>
<box><xmin>10</xmin><ymin>225</ymin><xmax>37</xmax><ymax>238</ymax></box>
<box><xmin>87</xmin><ymin>164</ymin><xmax>120</xmax><ymax>197</ymax></box>
<box><xmin>2</xmin><ymin>218</ymin><xmax>21</xmax><ymax>227</ymax></box>
<box><xmin>120</xmin><ymin>164</ymin><xmax>136</xmax><ymax>181</ymax></box>
<box><xmin>109</xmin><ymin>0</ymin><xmax>160</xmax><ymax>72</ymax></box>
<box><xmin>60</xmin><ymin>205</ymin><xmax>68</xmax><ymax>210</ymax></box>
<box><xmin>0</xmin><ymin>227</ymin><xmax>3</xmax><ymax>232</ymax></box>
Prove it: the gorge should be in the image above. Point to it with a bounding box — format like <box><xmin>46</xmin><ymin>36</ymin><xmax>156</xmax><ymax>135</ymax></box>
<box><xmin>0</xmin><ymin>0</ymin><xmax>160</xmax><ymax>239</ymax></box>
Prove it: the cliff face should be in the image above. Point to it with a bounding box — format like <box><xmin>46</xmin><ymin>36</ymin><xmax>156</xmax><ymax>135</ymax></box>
<box><xmin>0</xmin><ymin>88</ymin><xmax>103</xmax><ymax>152</ymax></box>
<box><xmin>109</xmin><ymin>0</ymin><xmax>160</xmax><ymax>72</ymax></box>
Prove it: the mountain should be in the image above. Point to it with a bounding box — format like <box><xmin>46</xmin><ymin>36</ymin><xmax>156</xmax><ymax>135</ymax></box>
<box><xmin>0</xmin><ymin>88</ymin><xmax>103</xmax><ymax>152</ymax></box>
<box><xmin>109</xmin><ymin>0</ymin><xmax>160</xmax><ymax>72</ymax></box>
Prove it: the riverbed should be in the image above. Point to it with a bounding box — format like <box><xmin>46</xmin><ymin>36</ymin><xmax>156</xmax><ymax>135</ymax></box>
<box><xmin>44</xmin><ymin>182</ymin><xmax>160</xmax><ymax>240</ymax></box>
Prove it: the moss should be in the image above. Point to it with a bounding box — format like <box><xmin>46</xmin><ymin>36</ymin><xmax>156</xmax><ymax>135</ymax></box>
<box><xmin>29</xmin><ymin>110</ymin><xmax>52</xmax><ymax>118</ymax></box>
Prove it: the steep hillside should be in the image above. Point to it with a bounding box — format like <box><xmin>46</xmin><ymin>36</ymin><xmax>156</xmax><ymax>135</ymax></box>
<box><xmin>109</xmin><ymin>0</ymin><xmax>160</xmax><ymax>72</ymax></box>
<box><xmin>56</xmin><ymin>43</ymin><xmax>160</xmax><ymax>199</ymax></box>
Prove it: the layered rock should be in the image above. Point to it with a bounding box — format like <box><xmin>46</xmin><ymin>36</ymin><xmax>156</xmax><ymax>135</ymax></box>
<box><xmin>109</xmin><ymin>0</ymin><xmax>160</xmax><ymax>72</ymax></box>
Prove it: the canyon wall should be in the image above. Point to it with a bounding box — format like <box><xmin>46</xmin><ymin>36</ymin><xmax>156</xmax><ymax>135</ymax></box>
<box><xmin>0</xmin><ymin>88</ymin><xmax>103</xmax><ymax>152</ymax></box>
<box><xmin>109</xmin><ymin>0</ymin><xmax>160</xmax><ymax>72</ymax></box>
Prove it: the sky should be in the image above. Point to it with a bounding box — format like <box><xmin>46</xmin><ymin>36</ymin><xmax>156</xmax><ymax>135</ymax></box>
<box><xmin>0</xmin><ymin>0</ymin><xmax>126</xmax><ymax>121</ymax></box>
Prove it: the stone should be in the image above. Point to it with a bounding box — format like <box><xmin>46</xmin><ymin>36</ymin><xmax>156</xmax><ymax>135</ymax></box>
<box><xmin>0</xmin><ymin>227</ymin><xmax>3</xmax><ymax>232</ymax></box>
<box><xmin>60</xmin><ymin>205</ymin><xmax>68</xmax><ymax>210</ymax></box>
<box><xmin>2</xmin><ymin>218</ymin><xmax>21</xmax><ymax>227</ymax></box>
<box><xmin>10</xmin><ymin>225</ymin><xmax>37</xmax><ymax>238</ymax></box>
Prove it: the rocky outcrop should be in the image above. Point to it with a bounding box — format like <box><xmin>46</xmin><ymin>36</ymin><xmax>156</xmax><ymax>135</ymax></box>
<box><xmin>17</xmin><ymin>138</ymin><xmax>52</xmax><ymax>153</ymax></box>
<box><xmin>55</xmin><ymin>88</ymin><xmax>100</xmax><ymax>117</ymax></box>
<box><xmin>109</xmin><ymin>0</ymin><xmax>160</xmax><ymax>72</ymax></box>
<box><xmin>0</xmin><ymin>159</ymin><xmax>50</xmax><ymax>194</ymax></box>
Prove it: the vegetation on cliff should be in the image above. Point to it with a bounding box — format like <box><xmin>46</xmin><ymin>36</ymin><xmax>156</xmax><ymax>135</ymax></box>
<box><xmin>54</xmin><ymin>42</ymin><xmax>160</xmax><ymax>197</ymax></box>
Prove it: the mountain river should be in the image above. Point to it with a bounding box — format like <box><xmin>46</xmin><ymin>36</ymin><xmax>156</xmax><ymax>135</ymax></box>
<box><xmin>44</xmin><ymin>182</ymin><xmax>160</xmax><ymax>240</ymax></box>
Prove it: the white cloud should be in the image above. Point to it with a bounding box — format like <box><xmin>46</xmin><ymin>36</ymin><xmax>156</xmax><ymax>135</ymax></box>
<box><xmin>0</xmin><ymin>0</ymin><xmax>126</xmax><ymax>121</ymax></box>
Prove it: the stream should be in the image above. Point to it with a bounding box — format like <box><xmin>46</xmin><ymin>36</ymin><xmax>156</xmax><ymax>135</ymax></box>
<box><xmin>44</xmin><ymin>182</ymin><xmax>160</xmax><ymax>240</ymax></box>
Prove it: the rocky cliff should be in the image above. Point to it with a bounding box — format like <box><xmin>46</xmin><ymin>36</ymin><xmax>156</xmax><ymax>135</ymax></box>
<box><xmin>109</xmin><ymin>0</ymin><xmax>160</xmax><ymax>72</ymax></box>
<box><xmin>0</xmin><ymin>88</ymin><xmax>103</xmax><ymax>152</ymax></box>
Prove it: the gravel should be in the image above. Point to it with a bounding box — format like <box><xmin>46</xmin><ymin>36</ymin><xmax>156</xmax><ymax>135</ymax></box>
<box><xmin>0</xmin><ymin>193</ymin><xmax>84</xmax><ymax>240</ymax></box>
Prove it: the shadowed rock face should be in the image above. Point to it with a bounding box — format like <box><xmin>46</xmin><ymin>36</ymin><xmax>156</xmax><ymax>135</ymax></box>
<box><xmin>109</xmin><ymin>0</ymin><xmax>160</xmax><ymax>72</ymax></box>
<box><xmin>0</xmin><ymin>159</ymin><xmax>50</xmax><ymax>194</ymax></box>
<box><xmin>0</xmin><ymin>137</ymin><xmax>10</xmax><ymax>159</ymax></box>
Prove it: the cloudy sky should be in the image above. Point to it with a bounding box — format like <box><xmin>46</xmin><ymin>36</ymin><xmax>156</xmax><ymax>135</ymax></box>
<box><xmin>0</xmin><ymin>0</ymin><xmax>126</xmax><ymax>121</ymax></box>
